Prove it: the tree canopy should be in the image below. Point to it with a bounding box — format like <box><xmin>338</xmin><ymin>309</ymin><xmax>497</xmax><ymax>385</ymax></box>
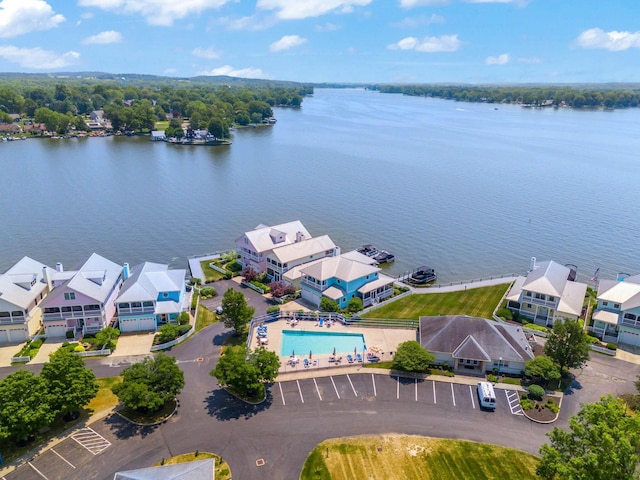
<box><xmin>112</xmin><ymin>354</ymin><xmax>185</xmax><ymax>412</ymax></box>
<box><xmin>524</xmin><ymin>355</ymin><xmax>561</xmax><ymax>386</ymax></box>
<box><xmin>220</xmin><ymin>288</ymin><xmax>255</xmax><ymax>335</ymax></box>
<box><xmin>212</xmin><ymin>346</ymin><xmax>280</xmax><ymax>399</ymax></box>
<box><xmin>392</xmin><ymin>340</ymin><xmax>435</xmax><ymax>373</ymax></box>
<box><xmin>537</xmin><ymin>395</ymin><xmax>640</xmax><ymax>479</ymax></box>
<box><xmin>544</xmin><ymin>320</ymin><xmax>590</xmax><ymax>375</ymax></box>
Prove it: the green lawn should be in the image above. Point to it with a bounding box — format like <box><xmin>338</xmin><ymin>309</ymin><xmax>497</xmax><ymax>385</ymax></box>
<box><xmin>301</xmin><ymin>435</ymin><xmax>540</xmax><ymax>480</ymax></box>
<box><xmin>365</xmin><ymin>284</ymin><xmax>510</xmax><ymax>320</ymax></box>
<box><xmin>195</xmin><ymin>304</ymin><xmax>219</xmax><ymax>332</ymax></box>
<box><xmin>200</xmin><ymin>260</ymin><xmax>225</xmax><ymax>282</ymax></box>
<box><xmin>155</xmin><ymin>452</ymin><xmax>232</xmax><ymax>479</ymax></box>
<box><xmin>86</xmin><ymin>376</ymin><xmax>122</xmax><ymax>414</ymax></box>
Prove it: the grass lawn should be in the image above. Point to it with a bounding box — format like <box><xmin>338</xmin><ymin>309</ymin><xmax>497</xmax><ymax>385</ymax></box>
<box><xmin>196</xmin><ymin>305</ymin><xmax>219</xmax><ymax>332</ymax></box>
<box><xmin>365</xmin><ymin>284</ymin><xmax>510</xmax><ymax>320</ymax></box>
<box><xmin>154</xmin><ymin>120</ymin><xmax>169</xmax><ymax>130</ymax></box>
<box><xmin>155</xmin><ymin>452</ymin><xmax>232</xmax><ymax>479</ymax></box>
<box><xmin>200</xmin><ymin>261</ymin><xmax>225</xmax><ymax>282</ymax></box>
<box><xmin>301</xmin><ymin>435</ymin><xmax>539</xmax><ymax>480</ymax></box>
<box><xmin>86</xmin><ymin>377</ymin><xmax>122</xmax><ymax>414</ymax></box>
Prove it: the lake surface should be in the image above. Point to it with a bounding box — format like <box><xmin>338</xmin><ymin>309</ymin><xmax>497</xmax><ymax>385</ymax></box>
<box><xmin>1</xmin><ymin>88</ymin><xmax>639</xmax><ymax>283</ymax></box>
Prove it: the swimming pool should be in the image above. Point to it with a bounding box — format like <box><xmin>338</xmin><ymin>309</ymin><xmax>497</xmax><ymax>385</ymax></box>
<box><xmin>280</xmin><ymin>330</ymin><xmax>365</xmax><ymax>356</ymax></box>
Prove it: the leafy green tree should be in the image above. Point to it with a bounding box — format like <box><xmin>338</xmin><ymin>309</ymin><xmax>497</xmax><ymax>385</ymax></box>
<box><xmin>347</xmin><ymin>297</ymin><xmax>363</xmax><ymax>313</ymax></box>
<box><xmin>221</xmin><ymin>288</ymin><xmax>255</xmax><ymax>335</ymax></box>
<box><xmin>157</xmin><ymin>323</ymin><xmax>179</xmax><ymax>343</ymax></box>
<box><xmin>392</xmin><ymin>340</ymin><xmax>434</xmax><ymax>373</ymax></box>
<box><xmin>0</xmin><ymin>370</ymin><xmax>54</xmax><ymax>442</ymax></box>
<box><xmin>537</xmin><ymin>395</ymin><xmax>640</xmax><ymax>479</ymax></box>
<box><xmin>208</xmin><ymin>117</ymin><xmax>228</xmax><ymax>139</ymax></box>
<box><xmin>112</xmin><ymin>354</ymin><xmax>184</xmax><ymax>412</ymax></box>
<box><xmin>544</xmin><ymin>320</ymin><xmax>590</xmax><ymax>375</ymax></box>
<box><xmin>212</xmin><ymin>346</ymin><xmax>280</xmax><ymax>398</ymax></box>
<box><xmin>40</xmin><ymin>348</ymin><xmax>98</xmax><ymax>418</ymax></box>
<box><xmin>320</xmin><ymin>297</ymin><xmax>339</xmax><ymax>312</ymax></box>
<box><xmin>524</xmin><ymin>356</ymin><xmax>561</xmax><ymax>385</ymax></box>
<box><xmin>95</xmin><ymin>326</ymin><xmax>120</xmax><ymax>350</ymax></box>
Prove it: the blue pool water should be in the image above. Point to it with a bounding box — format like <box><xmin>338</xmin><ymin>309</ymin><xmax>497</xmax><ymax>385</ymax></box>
<box><xmin>280</xmin><ymin>330</ymin><xmax>365</xmax><ymax>356</ymax></box>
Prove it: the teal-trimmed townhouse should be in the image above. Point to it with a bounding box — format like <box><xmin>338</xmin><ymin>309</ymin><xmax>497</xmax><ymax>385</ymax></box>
<box><xmin>116</xmin><ymin>262</ymin><xmax>187</xmax><ymax>332</ymax></box>
<box><xmin>299</xmin><ymin>254</ymin><xmax>395</xmax><ymax>309</ymax></box>
<box><xmin>591</xmin><ymin>274</ymin><xmax>640</xmax><ymax>347</ymax></box>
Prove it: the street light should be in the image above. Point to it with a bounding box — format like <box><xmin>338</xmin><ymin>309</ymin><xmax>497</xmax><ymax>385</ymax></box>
<box><xmin>496</xmin><ymin>357</ymin><xmax>503</xmax><ymax>383</ymax></box>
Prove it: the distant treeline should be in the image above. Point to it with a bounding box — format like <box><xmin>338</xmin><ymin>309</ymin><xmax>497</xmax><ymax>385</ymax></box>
<box><xmin>0</xmin><ymin>75</ymin><xmax>313</xmax><ymax>135</ymax></box>
<box><xmin>372</xmin><ymin>85</ymin><xmax>640</xmax><ymax>109</ymax></box>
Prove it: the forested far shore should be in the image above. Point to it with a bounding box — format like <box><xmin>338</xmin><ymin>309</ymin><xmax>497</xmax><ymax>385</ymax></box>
<box><xmin>0</xmin><ymin>78</ymin><xmax>312</xmax><ymax>137</ymax></box>
<box><xmin>372</xmin><ymin>84</ymin><xmax>640</xmax><ymax>109</ymax></box>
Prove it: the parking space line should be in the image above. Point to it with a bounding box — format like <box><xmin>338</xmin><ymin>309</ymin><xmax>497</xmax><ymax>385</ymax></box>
<box><xmin>71</xmin><ymin>427</ymin><xmax>111</xmax><ymax>455</ymax></box>
<box><xmin>346</xmin><ymin>375</ymin><xmax>358</xmax><ymax>397</ymax></box>
<box><xmin>415</xmin><ymin>378</ymin><xmax>418</xmax><ymax>402</ymax></box>
<box><xmin>330</xmin><ymin>376</ymin><xmax>340</xmax><ymax>399</ymax></box>
<box><xmin>371</xmin><ymin>374</ymin><xmax>377</xmax><ymax>397</ymax></box>
<box><xmin>313</xmin><ymin>378</ymin><xmax>322</xmax><ymax>401</ymax></box>
<box><xmin>505</xmin><ymin>390</ymin><xmax>524</xmax><ymax>415</ymax></box>
<box><xmin>28</xmin><ymin>462</ymin><xmax>49</xmax><ymax>480</ymax></box>
<box><xmin>296</xmin><ymin>380</ymin><xmax>304</xmax><ymax>403</ymax></box>
<box><xmin>451</xmin><ymin>383</ymin><xmax>456</xmax><ymax>406</ymax></box>
<box><xmin>51</xmin><ymin>448</ymin><xmax>75</xmax><ymax>469</ymax></box>
<box><xmin>396</xmin><ymin>376</ymin><xmax>400</xmax><ymax>399</ymax></box>
<box><xmin>433</xmin><ymin>381</ymin><xmax>437</xmax><ymax>404</ymax></box>
<box><xmin>469</xmin><ymin>385</ymin><xmax>475</xmax><ymax>409</ymax></box>
<box><xmin>278</xmin><ymin>382</ymin><xmax>285</xmax><ymax>406</ymax></box>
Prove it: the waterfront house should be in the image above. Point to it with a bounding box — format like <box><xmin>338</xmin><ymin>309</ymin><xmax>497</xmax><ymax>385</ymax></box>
<box><xmin>40</xmin><ymin>253</ymin><xmax>123</xmax><ymax>337</ymax></box>
<box><xmin>283</xmin><ymin>249</ymin><xmax>375</xmax><ymax>290</ymax></box>
<box><xmin>506</xmin><ymin>259</ymin><xmax>587</xmax><ymax>327</ymax></box>
<box><xmin>150</xmin><ymin>130</ymin><xmax>166</xmax><ymax>141</ymax></box>
<box><xmin>235</xmin><ymin>221</ymin><xmax>312</xmax><ymax>274</ymax></box>
<box><xmin>116</xmin><ymin>262</ymin><xmax>187</xmax><ymax>332</ymax></box>
<box><xmin>299</xmin><ymin>254</ymin><xmax>395</xmax><ymax>309</ymax></box>
<box><xmin>0</xmin><ymin>257</ymin><xmax>51</xmax><ymax>344</ymax></box>
<box><xmin>419</xmin><ymin>315</ymin><xmax>535</xmax><ymax>375</ymax></box>
<box><xmin>591</xmin><ymin>274</ymin><xmax>640</xmax><ymax>347</ymax></box>
<box><xmin>265</xmin><ymin>234</ymin><xmax>339</xmax><ymax>282</ymax></box>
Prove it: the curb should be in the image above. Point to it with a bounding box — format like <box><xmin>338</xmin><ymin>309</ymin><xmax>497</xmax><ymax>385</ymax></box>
<box><xmin>521</xmin><ymin>393</ymin><xmax>563</xmax><ymax>424</ymax></box>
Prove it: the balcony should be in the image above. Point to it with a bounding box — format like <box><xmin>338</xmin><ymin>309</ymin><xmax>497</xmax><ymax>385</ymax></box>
<box><xmin>43</xmin><ymin>309</ymin><xmax>104</xmax><ymax>322</ymax></box>
<box><xmin>301</xmin><ymin>277</ymin><xmax>323</xmax><ymax>292</ymax></box>
<box><xmin>118</xmin><ymin>306</ymin><xmax>155</xmax><ymax>315</ymax></box>
<box><xmin>621</xmin><ymin>318</ymin><xmax>640</xmax><ymax>329</ymax></box>
<box><xmin>0</xmin><ymin>317</ymin><xmax>26</xmax><ymax>325</ymax></box>
<box><xmin>522</xmin><ymin>294</ymin><xmax>557</xmax><ymax>308</ymax></box>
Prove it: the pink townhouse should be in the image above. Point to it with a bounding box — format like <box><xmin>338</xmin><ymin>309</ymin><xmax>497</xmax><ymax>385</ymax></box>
<box><xmin>40</xmin><ymin>253</ymin><xmax>123</xmax><ymax>338</ymax></box>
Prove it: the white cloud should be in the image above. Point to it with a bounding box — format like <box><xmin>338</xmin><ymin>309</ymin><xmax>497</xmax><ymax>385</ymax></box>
<box><xmin>399</xmin><ymin>0</ymin><xmax>450</xmax><ymax>7</ymax></box>
<box><xmin>485</xmin><ymin>53</ymin><xmax>509</xmax><ymax>64</ymax></box>
<box><xmin>316</xmin><ymin>22</ymin><xmax>340</xmax><ymax>32</ymax></box>
<box><xmin>198</xmin><ymin>65</ymin><xmax>268</xmax><ymax>79</ymax></box>
<box><xmin>518</xmin><ymin>56</ymin><xmax>541</xmax><ymax>64</ymax></box>
<box><xmin>80</xmin><ymin>12</ymin><xmax>94</xmax><ymax>19</ymax></box>
<box><xmin>270</xmin><ymin>34</ymin><xmax>307</xmax><ymax>52</ymax></box>
<box><xmin>388</xmin><ymin>34</ymin><xmax>461</xmax><ymax>52</ymax></box>
<box><xmin>78</xmin><ymin>0</ymin><xmax>230</xmax><ymax>26</ymax></box>
<box><xmin>257</xmin><ymin>0</ymin><xmax>371</xmax><ymax>20</ymax></box>
<box><xmin>81</xmin><ymin>30</ymin><xmax>122</xmax><ymax>44</ymax></box>
<box><xmin>192</xmin><ymin>46</ymin><xmax>220</xmax><ymax>59</ymax></box>
<box><xmin>212</xmin><ymin>15</ymin><xmax>275</xmax><ymax>31</ymax></box>
<box><xmin>0</xmin><ymin>45</ymin><xmax>79</xmax><ymax>69</ymax></box>
<box><xmin>575</xmin><ymin>27</ymin><xmax>640</xmax><ymax>51</ymax></box>
<box><xmin>392</xmin><ymin>14</ymin><xmax>444</xmax><ymax>28</ymax></box>
<box><xmin>0</xmin><ymin>0</ymin><xmax>65</xmax><ymax>38</ymax></box>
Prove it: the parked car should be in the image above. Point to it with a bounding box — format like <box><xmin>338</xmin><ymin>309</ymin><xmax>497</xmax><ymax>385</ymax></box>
<box><xmin>215</xmin><ymin>306</ymin><xmax>223</xmax><ymax>315</ymax></box>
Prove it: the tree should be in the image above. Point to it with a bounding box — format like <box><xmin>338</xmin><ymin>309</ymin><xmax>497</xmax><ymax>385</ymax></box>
<box><xmin>112</xmin><ymin>354</ymin><xmax>184</xmax><ymax>412</ymax></box>
<box><xmin>524</xmin><ymin>356</ymin><xmax>561</xmax><ymax>385</ymax></box>
<box><xmin>212</xmin><ymin>346</ymin><xmax>280</xmax><ymax>398</ymax></box>
<box><xmin>544</xmin><ymin>320</ymin><xmax>590</xmax><ymax>375</ymax></box>
<box><xmin>347</xmin><ymin>297</ymin><xmax>363</xmax><ymax>313</ymax></box>
<box><xmin>220</xmin><ymin>288</ymin><xmax>254</xmax><ymax>335</ymax></box>
<box><xmin>392</xmin><ymin>340</ymin><xmax>434</xmax><ymax>373</ymax></box>
<box><xmin>319</xmin><ymin>297</ymin><xmax>339</xmax><ymax>312</ymax></box>
<box><xmin>95</xmin><ymin>326</ymin><xmax>120</xmax><ymax>350</ymax></box>
<box><xmin>41</xmin><ymin>348</ymin><xmax>98</xmax><ymax>419</ymax></box>
<box><xmin>157</xmin><ymin>323</ymin><xmax>179</xmax><ymax>343</ymax></box>
<box><xmin>0</xmin><ymin>370</ymin><xmax>54</xmax><ymax>442</ymax></box>
<box><xmin>537</xmin><ymin>395</ymin><xmax>640</xmax><ymax>479</ymax></box>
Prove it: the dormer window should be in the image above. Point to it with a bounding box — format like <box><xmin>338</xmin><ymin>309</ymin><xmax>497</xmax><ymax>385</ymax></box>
<box><xmin>64</xmin><ymin>292</ymin><xmax>76</xmax><ymax>301</ymax></box>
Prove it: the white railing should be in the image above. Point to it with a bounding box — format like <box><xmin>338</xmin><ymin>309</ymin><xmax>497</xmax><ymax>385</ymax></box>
<box><xmin>11</xmin><ymin>355</ymin><xmax>31</xmax><ymax>363</ymax></box>
<box><xmin>241</xmin><ymin>281</ymin><xmax>265</xmax><ymax>294</ymax></box>
<box><xmin>118</xmin><ymin>307</ymin><xmax>155</xmax><ymax>315</ymax></box>
<box><xmin>76</xmin><ymin>349</ymin><xmax>111</xmax><ymax>357</ymax></box>
<box><xmin>0</xmin><ymin>317</ymin><xmax>26</xmax><ymax>325</ymax></box>
<box><xmin>426</xmin><ymin>273</ymin><xmax>518</xmax><ymax>289</ymax></box>
<box><xmin>209</xmin><ymin>263</ymin><xmax>229</xmax><ymax>275</ymax></box>
<box><xmin>358</xmin><ymin>289</ymin><xmax>411</xmax><ymax>316</ymax></box>
<box><xmin>591</xmin><ymin>344</ymin><xmax>616</xmax><ymax>356</ymax></box>
<box><xmin>150</xmin><ymin>325</ymin><xmax>195</xmax><ymax>351</ymax></box>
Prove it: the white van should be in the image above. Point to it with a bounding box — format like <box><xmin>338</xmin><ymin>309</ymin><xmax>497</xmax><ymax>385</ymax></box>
<box><xmin>477</xmin><ymin>382</ymin><xmax>496</xmax><ymax>410</ymax></box>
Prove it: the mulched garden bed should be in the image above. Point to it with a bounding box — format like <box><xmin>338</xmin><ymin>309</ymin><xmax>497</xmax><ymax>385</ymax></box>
<box><xmin>521</xmin><ymin>394</ymin><xmax>560</xmax><ymax>422</ymax></box>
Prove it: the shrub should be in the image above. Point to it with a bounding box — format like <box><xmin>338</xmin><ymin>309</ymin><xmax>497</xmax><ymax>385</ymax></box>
<box><xmin>226</xmin><ymin>259</ymin><xmax>242</xmax><ymax>272</ymax></box>
<box><xmin>224</xmin><ymin>271</ymin><xmax>233</xmax><ymax>280</ymax></box>
<box><xmin>157</xmin><ymin>324</ymin><xmax>179</xmax><ymax>344</ymax></box>
<box><xmin>74</xmin><ymin>345</ymin><xmax>85</xmax><ymax>352</ymax></box>
<box><xmin>177</xmin><ymin>324</ymin><xmax>192</xmax><ymax>336</ymax></box>
<box><xmin>251</xmin><ymin>280</ymin><xmax>270</xmax><ymax>293</ymax></box>
<box><xmin>269</xmin><ymin>281</ymin><xmax>296</xmax><ymax>298</ymax></box>
<box><xmin>347</xmin><ymin>297</ymin><xmax>363</xmax><ymax>313</ymax></box>
<box><xmin>200</xmin><ymin>287</ymin><xmax>217</xmax><ymax>299</ymax></box>
<box><xmin>497</xmin><ymin>307</ymin><xmax>513</xmax><ymax>320</ymax></box>
<box><xmin>66</xmin><ymin>330</ymin><xmax>75</xmax><ymax>339</ymax></box>
<box><xmin>176</xmin><ymin>312</ymin><xmax>190</xmax><ymax>325</ymax></box>
<box><xmin>524</xmin><ymin>323</ymin><xmax>548</xmax><ymax>332</ymax></box>
<box><xmin>520</xmin><ymin>398</ymin><xmax>534</xmax><ymax>410</ymax></box>
<box><xmin>487</xmin><ymin>374</ymin><xmax>498</xmax><ymax>383</ymax></box>
<box><xmin>243</xmin><ymin>267</ymin><xmax>257</xmax><ymax>282</ymax></box>
<box><xmin>320</xmin><ymin>297</ymin><xmax>339</xmax><ymax>312</ymax></box>
<box><xmin>266</xmin><ymin>305</ymin><xmax>280</xmax><ymax>314</ymax></box>
<box><xmin>444</xmin><ymin>370</ymin><xmax>455</xmax><ymax>377</ymax></box>
<box><xmin>255</xmin><ymin>272</ymin><xmax>269</xmax><ymax>284</ymax></box>
<box><xmin>189</xmin><ymin>277</ymin><xmax>201</xmax><ymax>285</ymax></box>
<box><xmin>528</xmin><ymin>384</ymin><xmax>545</xmax><ymax>400</ymax></box>
<box><xmin>585</xmin><ymin>335</ymin><xmax>599</xmax><ymax>345</ymax></box>
<box><xmin>606</xmin><ymin>343</ymin><xmax>618</xmax><ymax>350</ymax></box>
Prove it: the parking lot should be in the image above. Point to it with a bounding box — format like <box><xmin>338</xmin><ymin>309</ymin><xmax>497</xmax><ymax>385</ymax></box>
<box><xmin>274</xmin><ymin>373</ymin><xmax>524</xmax><ymax>418</ymax></box>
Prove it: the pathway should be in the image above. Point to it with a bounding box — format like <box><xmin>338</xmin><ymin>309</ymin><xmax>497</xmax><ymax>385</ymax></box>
<box><xmin>408</xmin><ymin>275</ymin><xmax>519</xmax><ymax>294</ymax></box>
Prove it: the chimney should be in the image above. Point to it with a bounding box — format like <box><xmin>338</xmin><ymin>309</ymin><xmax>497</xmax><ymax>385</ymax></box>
<box><xmin>295</xmin><ymin>231</ymin><xmax>305</xmax><ymax>243</ymax></box>
<box><xmin>123</xmin><ymin>263</ymin><xmax>130</xmax><ymax>280</ymax></box>
<box><xmin>42</xmin><ymin>266</ymin><xmax>52</xmax><ymax>290</ymax></box>
<box><xmin>529</xmin><ymin>257</ymin><xmax>536</xmax><ymax>272</ymax></box>
<box><xmin>56</xmin><ymin>262</ymin><xmax>63</xmax><ymax>272</ymax></box>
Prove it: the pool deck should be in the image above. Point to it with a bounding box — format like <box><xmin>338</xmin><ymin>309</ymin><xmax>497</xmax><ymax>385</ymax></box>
<box><xmin>249</xmin><ymin>319</ymin><xmax>416</xmax><ymax>373</ymax></box>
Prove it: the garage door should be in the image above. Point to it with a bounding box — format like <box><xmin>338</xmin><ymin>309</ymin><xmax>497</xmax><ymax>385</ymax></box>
<box><xmin>139</xmin><ymin>317</ymin><xmax>156</xmax><ymax>331</ymax></box>
<box><xmin>119</xmin><ymin>318</ymin><xmax>139</xmax><ymax>333</ymax></box>
<box><xmin>8</xmin><ymin>328</ymin><xmax>27</xmax><ymax>342</ymax></box>
<box><xmin>302</xmin><ymin>289</ymin><xmax>321</xmax><ymax>307</ymax></box>
<box><xmin>619</xmin><ymin>330</ymin><xmax>640</xmax><ymax>347</ymax></box>
<box><xmin>45</xmin><ymin>324</ymin><xmax>67</xmax><ymax>338</ymax></box>
<box><xmin>0</xmin><ymin>329</ymin><xmax>8</xmax><ymax>343</ymax></box>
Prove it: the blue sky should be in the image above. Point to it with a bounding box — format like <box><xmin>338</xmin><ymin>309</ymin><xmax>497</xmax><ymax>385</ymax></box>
<box><xmin>0</xmin><ymin>0</ymin><xmax>639</xmax><ymax>83</ymax></box>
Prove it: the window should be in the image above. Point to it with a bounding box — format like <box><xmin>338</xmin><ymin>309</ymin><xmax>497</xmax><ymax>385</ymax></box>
<box><xmin>0</xmin><ymin>312</ymin><xmax>9</xmax><ymax>318</ymax></box>
<box><xmin>118</xmin><ymin>303</ymin><xmax>129</xmax><ymax>309</ymax></box>
<box><xmin>61</xmin><ymin>306</ymin><xmax>72</xmax><ymax>313</ymax></box>
<box><xmin>64</xmin><ymin>292</ymin><xmax>76</xmax><ymax>301</ymax></box>
<box><xmin>131</xmin><ymin>302</ymin><xmax>142</xmax><ymax>308</ymax></box>
<box><xmin>11</xmin><ymin>311</ymin><xmax>24</xmax><ymax>317</ymax></box>
<box><xmin>143</xmin><ymin>301</ymin><xmax>153</xmax><ymax>307</ymax></box>
<box><xmin>614</xmin><ymin>303</ymin><xmax>621</xmax><ymax>309</ymax></box>
<box><xmin>526</xmin><ymin>303</ymin><xmax>532</xmax><ymax>309</ymax></box>
<box><xmin>163</xmin><ymin>292</ymin><xmax>169</xmax><ymax>298</ymax></box>
<box><xmin>602</xmin><ymin>301</ymin><xmax>609</xmax><ymax>306</ymax></box>
<box><xmin>548</xmin><ymin>296</ymin><xmax>555</xmax><ymax>302</ymax></box>
<box><xmin>85</xmin><ymin>304</ymin><xmax>100</xmax><ymax>311</ymax></box>
<box><xmin>72</xmin><ymin>306</ymin><xmax>82</xmax><ymax>312</ymax></box>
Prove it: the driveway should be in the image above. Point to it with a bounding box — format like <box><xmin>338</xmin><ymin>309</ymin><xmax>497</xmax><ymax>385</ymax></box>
<box><xmin>30</xmin><ymin>338</ymin><xmax>66</xmax><ymax>364</ymax></box>
<box><xmin>111</xmin><ymin>333</ymin><xmax>155</xmax><ymax>358</ymax></box>
<box><xmin>0</xmin><ymin>342</ymin><xmax>25</xmax><ymax>367</ymax></box>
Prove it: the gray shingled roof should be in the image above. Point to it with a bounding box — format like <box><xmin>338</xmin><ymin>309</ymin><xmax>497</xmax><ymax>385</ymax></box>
<box><xmin>419</xmin><ymin>315</ymin><xmax>534</xmax><ymax>363</ymax></box>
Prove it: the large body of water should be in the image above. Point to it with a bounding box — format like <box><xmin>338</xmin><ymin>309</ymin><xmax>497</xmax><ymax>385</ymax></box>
<box><xmin>1</xmin><ymin>88</ymin><xmax>639</xmax><ymax>283</ymax></box>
